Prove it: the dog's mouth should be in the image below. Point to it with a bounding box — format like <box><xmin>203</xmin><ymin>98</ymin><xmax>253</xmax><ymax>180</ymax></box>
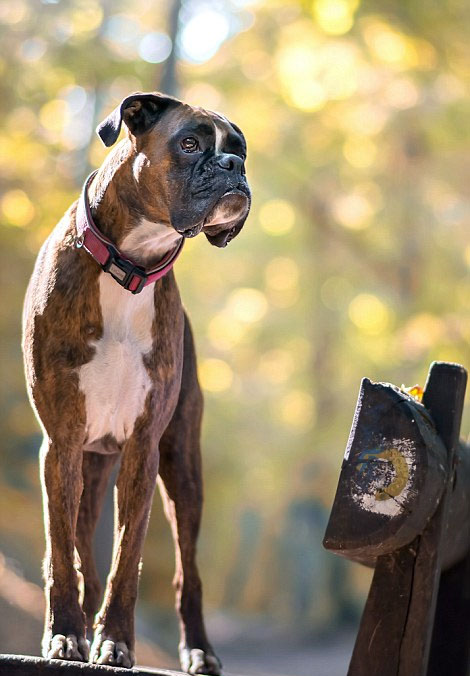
<box><xmin>176</xmin><ymin>188</ymin><xmax>250</xmax><ymax>240</ymax></box>
<box><xmin>181</xmin><ymin>223</ymin><xmax>203</xmax><ymax>238</ymax></box>
<box><xmin>202</xmin><ymin>190</ymin><xmax>250</xmax><ymax>231</ymax></box>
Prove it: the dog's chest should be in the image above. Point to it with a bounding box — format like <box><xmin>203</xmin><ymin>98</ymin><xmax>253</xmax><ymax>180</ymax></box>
<box><xmin>79</xmin><ymin>274</ymin><xmax>155</xmax><ymax>446</ymax></box>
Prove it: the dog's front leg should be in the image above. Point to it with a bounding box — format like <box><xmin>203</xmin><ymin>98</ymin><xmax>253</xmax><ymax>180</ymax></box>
<box><xmin>40</xmin><ymin>437</ymin><xmax>89</xmax><ymax>662</ymax></box>
<box><xmin>90</xmin><ymin>434</ymin><xmax>160</xmax><ymax>668</ymax></box>
<box><xmin>76</xmin><ymin>450</ymin><xmax>119</xmax><ymax>633</ymax></box>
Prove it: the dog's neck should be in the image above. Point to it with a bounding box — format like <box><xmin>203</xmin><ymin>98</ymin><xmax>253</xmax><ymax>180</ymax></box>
<box><xmin>120</xmin><ymin>219</ymin><xmax>182</xmax><ymax>267</ymax></box>
<box><xmin>86</xmin><ymin>141</ymin><xmax>182</xmax><ymax>267</ymax></box>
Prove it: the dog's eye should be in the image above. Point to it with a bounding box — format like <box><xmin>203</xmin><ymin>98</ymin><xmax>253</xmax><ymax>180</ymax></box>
<box><xmin>181</xmin><ymin>137</ymin><xmax>199</xmax><ymax>152</ymax></box>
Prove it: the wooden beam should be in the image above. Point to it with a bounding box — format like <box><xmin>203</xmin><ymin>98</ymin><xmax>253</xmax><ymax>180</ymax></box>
<box><xmin>427</xmin><ymin>552</ymin><xmax>470</xmax><ymax>675</ymax></box>
<box><xmin>347</xmin><ymin>543</ymin><xmax>418</xmax><ymax>676</ymax></box>
<box><xmin>324</xmin><ymin>362</ymin><xmax>469</xmax><ymax>676</ymax></box>
<box><xmin>0</xmin><ymin>654</ymin><xmax>183</xmax><ymax>676</ymax></box>
<box><xmin>324</xmin><ymin>376</ymin><xmax>448</xmax><ymax>565</ymax></box>
<box><xmin>398</xmin><ymin>362</ymin><xmax>467</xmax><ymax>675</ymax></box>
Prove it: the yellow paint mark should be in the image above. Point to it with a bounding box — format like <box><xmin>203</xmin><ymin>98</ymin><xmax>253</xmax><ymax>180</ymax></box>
<box><xmin>375</xmin><ymin>448</ymin><xmax>409</xmax><ymax>501</ymax></box>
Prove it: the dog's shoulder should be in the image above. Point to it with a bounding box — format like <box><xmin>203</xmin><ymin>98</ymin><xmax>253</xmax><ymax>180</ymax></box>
<box><xmin>25</xmin><ymin>202</ymin><xmax>100</xmax><ymax>315</ymax></box>
<box><xmin>22</xmin><ymin>201</ymin><xmax>103</xmax><ymax>385</ymax></box>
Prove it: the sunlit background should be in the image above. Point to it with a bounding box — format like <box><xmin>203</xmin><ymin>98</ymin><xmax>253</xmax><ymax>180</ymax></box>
<box><xmin>1</xmin><ymin>0</ymin><xmax>470</xmax><ymax>673</ymax></box>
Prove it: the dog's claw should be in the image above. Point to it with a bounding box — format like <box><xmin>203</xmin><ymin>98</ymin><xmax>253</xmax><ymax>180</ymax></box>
<box><xmin>180</xmin><ymin>646</ymin><xmax>222</xmax><ymax>675</ymax></box>
<box><xmin>47</xmin><ymin>633</ymin><xmax>89</xmax><ymax>662</ymax></box>
<box><xmin>91</xmin><ymin>636</ymin><xmax>134</xmax><ymax>668</ymax></box>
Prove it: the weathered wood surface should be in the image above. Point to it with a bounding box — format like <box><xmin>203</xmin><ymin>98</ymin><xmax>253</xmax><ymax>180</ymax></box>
<box><xmin>0</xmin><ymin>654</ymin><xmax>184</xmax><ymax>676</ymax></box>
<box><xmin>324</xmin><ymin>361</ymin><xmax>470</xmax><ymax>676</ymax></box>
<box><xmin>425</xmin><ymin>365</ymin><xmax>470</xmax><ymax>675</ymax></box>
<box><xmin>324</xmin><ymin>365</ymin><xmax>470</xmax><ymax>571</ymax></box>
<box><xmin>398</xmin><ymin>362</ymin><xmax>467</xmax><ymax>675</ymax></box>
<box><xmin>427</xmin><ymin>553</ymin><xmax>470</xmax><ymax>675</ymax></box>
<box><xmin>347</xmin><ymin>544</ymin><xmax>418</xmax><ymax>676</ymax></box>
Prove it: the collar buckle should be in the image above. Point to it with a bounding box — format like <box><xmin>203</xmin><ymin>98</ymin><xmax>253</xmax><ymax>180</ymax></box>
<box><xmin>102</xmin><ymin>244</ymin><xmax>147</xmax><ymax>294</ymax></box>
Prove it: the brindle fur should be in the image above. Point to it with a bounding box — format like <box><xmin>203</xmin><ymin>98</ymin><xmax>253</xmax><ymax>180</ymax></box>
<box><xmin>22</xmin><ymin>92</ymin><xmax>250</xmax><ymax>673</ymax></box>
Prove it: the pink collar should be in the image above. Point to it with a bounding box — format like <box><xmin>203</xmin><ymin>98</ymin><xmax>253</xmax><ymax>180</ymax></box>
<box><xmin>75</xmin><ymin>171</ymin><xmax>184</xmax><ymax>294</ymax></box>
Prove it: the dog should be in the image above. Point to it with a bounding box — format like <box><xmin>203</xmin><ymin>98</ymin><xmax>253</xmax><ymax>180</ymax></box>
<box><xmin>22</xmin><ymin>91</ymin><xmax>251</xmax><ymax>672</ymax></box>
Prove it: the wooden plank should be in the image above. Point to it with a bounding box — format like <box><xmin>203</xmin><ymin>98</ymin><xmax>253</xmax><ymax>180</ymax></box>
<box><xmin>427</xmin><ymin>552</ymin><xmax>470</xmax><ymax>675</ymax></box>
<box><xmin>428</xmin><ymin>440</ymin><xmax>470</xmax><ymax>674</ymax></box>
<box><xmin>440</xmin><ymin>442</ymin><xmax>470</xmax><ymax>570</ymax></box>
<box><xmin>347</xmin><ymin>543</ymin><xmax>417</xmax><ymax>676</ymax></box>
<box><xmin>0</xmin><ymin>654</ymin><xmax>183</xmax><ymax>676</ymax></box>
<box><xmin>341</xmin><ymin>362</ymin><xmax>468</xmax><ymax>676</ymax></box>
<box><xmin>396</xmin><ymin>500</ymin><xmax>447</xmax><ymax>675</ymax></box>
<box><xmin>324</xmin><ymin>377</ymin><xmax>447</xmax><ymax>564</ymax></box>
<box><xmin>398</xmin><ymin>362</ymin><xmax>467</xmax><ymax>676</ymax></box>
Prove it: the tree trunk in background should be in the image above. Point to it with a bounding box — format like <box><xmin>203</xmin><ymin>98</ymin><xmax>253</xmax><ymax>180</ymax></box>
<box><xmin>159</xmin><ymin>0</ymin><xmax>183</xmax><ymax>96</ymax></box>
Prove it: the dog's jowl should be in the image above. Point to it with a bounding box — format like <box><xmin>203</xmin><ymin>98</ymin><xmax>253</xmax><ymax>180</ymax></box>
<box><xmin>22</xmin><ymin>92</ymin><xmax>251</xmax><ymax>672</ymax></box>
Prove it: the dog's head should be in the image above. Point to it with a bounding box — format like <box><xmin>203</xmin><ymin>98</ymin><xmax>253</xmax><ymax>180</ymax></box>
<box><xmin>97</xmin><ymin>91</ymin><xmax>251</xmax><ymax>248</ymax></box>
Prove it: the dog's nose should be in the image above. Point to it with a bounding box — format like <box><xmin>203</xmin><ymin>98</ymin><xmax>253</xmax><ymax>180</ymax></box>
<box><xmin>216</xmin><ymin>153</ymin><xmax>244</xmax><ymax>174</ymax></box>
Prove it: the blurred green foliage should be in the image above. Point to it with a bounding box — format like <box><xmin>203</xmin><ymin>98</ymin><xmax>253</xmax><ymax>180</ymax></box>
<box><xmin>1</xmin><ymin>0</ymin><xmax>470</xmax><ymax>648</ymax></box>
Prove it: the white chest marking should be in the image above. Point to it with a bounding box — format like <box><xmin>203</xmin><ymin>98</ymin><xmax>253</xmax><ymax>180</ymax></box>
<box><xmin>79</xmin><ymin>274</ymin><xmax>155</xmax><ymax>445</ymax></box>
<box><xmin>121</xmin><ymin>219</ymin><xmax>182</xmax><ymax>265</ymax></box>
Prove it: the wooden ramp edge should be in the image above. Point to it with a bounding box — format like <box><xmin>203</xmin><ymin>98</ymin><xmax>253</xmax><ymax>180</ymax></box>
<box><xmin>0</xmin><ymin>654</ymin><xmax>186</xmax><ymax>676</ymax></box>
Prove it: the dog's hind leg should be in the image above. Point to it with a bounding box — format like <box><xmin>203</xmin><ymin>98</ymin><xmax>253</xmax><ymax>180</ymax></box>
<box><xmin>75</xmin><ymin>450</ymin><xmax>119</xmax><ymax>635</ymax></box>
<box><xmin>158</xmin><ymin>316</ymin><xmax>222</xmax><ymax>676</ymax></box>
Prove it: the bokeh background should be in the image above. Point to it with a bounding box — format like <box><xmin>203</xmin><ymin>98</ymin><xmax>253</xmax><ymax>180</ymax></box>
<box><xmin>1</xmin><ymin>0</ymin><xmax>470</xmax><ymax>673</ymax></box>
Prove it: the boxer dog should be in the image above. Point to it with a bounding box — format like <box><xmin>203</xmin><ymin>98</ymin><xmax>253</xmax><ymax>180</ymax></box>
<box><xmin>22</xmin><ymin>92</ymin><xmax>250</xmax><ymax>672</ymax></box>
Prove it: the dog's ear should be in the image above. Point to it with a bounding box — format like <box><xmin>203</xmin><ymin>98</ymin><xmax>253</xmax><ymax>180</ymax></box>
<box><xmin>96</xmin><ymin>92</ymin><xmax>177</xmax><ymax>147</ymax></box>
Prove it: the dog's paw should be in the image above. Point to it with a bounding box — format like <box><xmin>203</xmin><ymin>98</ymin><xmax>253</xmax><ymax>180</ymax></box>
<box><xmin>180</xmin><ymin>646</ymin><xmax>222</xmax><ymax>675</ymax></box>
<box><xmin>46</xmin><ymin>633</ymin><xmax>89</xmax><ymax>661</ymax></box>
<box><xmin>90</xmin><ymin>636</ymin><xmax>135</xmax><ymax>668</ymax></box>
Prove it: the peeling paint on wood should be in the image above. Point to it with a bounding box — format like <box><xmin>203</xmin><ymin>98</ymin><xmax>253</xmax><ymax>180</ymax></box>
<box><xmin>351</xmin><ymin>439</ymin><xmax>416</xmax><ymax>517</ymax></box>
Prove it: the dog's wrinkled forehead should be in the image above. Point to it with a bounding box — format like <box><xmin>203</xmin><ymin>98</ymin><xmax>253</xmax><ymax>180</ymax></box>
<box><xmin>207</xmin><ymin>109</ymin><xmax>244</xmax><ymax>151</ymax></box>
<box><xmin>164</xmin><ymin>104</ymin><xmax>246</xmax><ymax>153</ymax></box>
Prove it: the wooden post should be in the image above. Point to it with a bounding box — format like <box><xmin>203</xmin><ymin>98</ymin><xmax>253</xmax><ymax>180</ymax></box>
<box><xmin>324</xmin><ymin>361</ymin><xmax>470</xmax><ymax>676</ymax></box>
<box><xmin>427</xmin><ymin>551</ymin><xmax>470</xmax><ymax>675</ymax></box>
<box><xmin>397</xmin><ymin>362</ymin><xmax>467</xmax><ymax>675</ymax></box>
